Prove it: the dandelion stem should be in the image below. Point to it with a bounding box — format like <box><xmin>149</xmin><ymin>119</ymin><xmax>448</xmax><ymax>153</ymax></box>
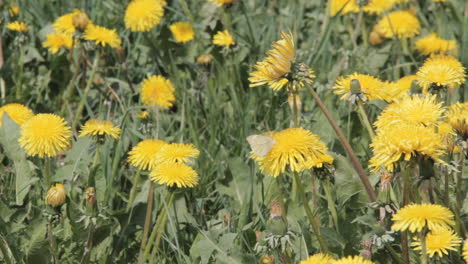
<box><xmin>306</xmin><ymin>85</ymin><xmax>377</xmax><ymax>202</ymax></box>
<box><xmin>149</xmin><ymin>191</ymin><xmax>175</xmax><ymax>261</ymax></box>
<box><xmin>139</xmin><ymin>181</ymin><xmax>155</xmax><ymax>262</ymax></box>
<box><xmin>126</xmin><ymin>169</ymin><xmax>141</xmax><ymax>212</ymax></box>
<box><xmin>47</xmin><ymin>221</ymin><xmax>59</xmax><ymax>263</ymax></box>
<box><xmin>419</xmin><ymin>230</ymin><xmax>428</xmax><ymax>264</ymax></box>
<box><xmin>293</xmin><ymin>172</ymin><xmax>328</xmax><ymax>253</ymax></box>
<box><xmin>15</xmin><ymin>45</ymin><xmax>24</xmax><ymax>100</ymax></box>
<box><xmin>275</xmin><ymin>177</ymin><xmax>288</xmax><ymax>225</ymax></box>
<box><xmin>44</xmin><ymin>158</ymin><xmax>52</xmax><ymax>189</ymax></box>
<box><xmin>356</xmin><ymin>101</ymin><xmax>376</xmax><ymax>139</ymax></box>
<box><xmin>322</xmin><ymin>178</ymin><xmax>339</xmax><ymax>232</ymax></box>
<box><xmin>60</xmin><ymin>41</ymin><xmax>82</xmax><ymax>116</ymax></box>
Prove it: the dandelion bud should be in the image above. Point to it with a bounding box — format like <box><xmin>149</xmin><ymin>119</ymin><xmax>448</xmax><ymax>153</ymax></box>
<box><xmin>255</xmin><ymin>230</ymin><xmax>262</xmax><ymax>242</ymax></box>
<box><xmin>72</xmin><ymin>12</ymin><xmax>90</xmax><ymax>31</ymax></box>
<box><xmin>350</xmin><ymin>79</ymin><xmax>362</xmax><ymax>95</ymax></box>
<box><xmin>266</xmin><ymin>201</ymin><xmax>287</xmax><ymax>235</ymax></box>
<box><xmin>369</xmin><ymin>31</ymin><xmax>382</xmax><ymax>46</ymax></box>
<box><xmin>85</xmin><ymin>187</ymin><xmax>96</xmax><ymax>206</ymax></box>
<box><xmin>260</xmin><ymin>255</ymin><xmax>275</xmax><ymax>264</ymax></box>
<box><xmin>197</xmin><ymin>54</ymin><xmax>214</xmax><ymax>66</ymax></box>
<box><xmin>46</xmin><ymin>184</ymin><xmax>67</xmax><ymax>207</ymax></box>
<box><xmin>379</xmin><ymin>171</ymin><xmax>391</xmax><ymax>190</ymax></box>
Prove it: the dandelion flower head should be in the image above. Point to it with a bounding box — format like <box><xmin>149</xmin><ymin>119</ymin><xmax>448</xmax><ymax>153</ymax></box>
<box><xmin>140</xmin><ymin>75</ymin><xmax>176</xmax><ymax>108</ymax></box>
<box><xmin>156</xmin><ymin>143</ymin><xmax>200</xmax><ymax>164</ymax></box>
<box><xmin>415</xmin><ymin>33</ymin><xmax>457</xmax><ymax>56</ymax></box>
<box><xmin>447</xmin><ymin>102</ymin><xmax>468</xmax><ymax>135</ymax></box>
<box><xmin>373</xmin><ymin>10</ymin><xmax>420</xmax><ymax>39</ymax></box>
<box><xmin>84</xmin><ymin>24</ymin><xmax>121</xmax><ymax>48</ymax></box>
<box><xmin>411</xmin><ymin>228</ymin><xmax>462</xmax><ymax>258</ymax></box>
<box><xmin>125</xmin><ymin>0</ymin><xmax>165</xmax><ymax>32</ymax></box>
<box><xmin>391</xmin><ymin>203</ymin><xmax>455</xmax><ymax>232</ymax></box>
<box><xmin>43</xmin><ymin>32</ymin><xmax>73</xmax><ymax>54</ymax></box>
<box><xmin>53</xmin><ymin>9</ymin><xmax>89</xmax><ymax>35</ymax></box>
<box><xmin>210</xmin><ymin>0</ymin><xmax>236</xmax><ymax>7</ymax></box>
<box><xmin>79</xmin><ymin>119</ymin><xmax>121</xmax><ymax>140</ymax></box>
<box><xmin>332</xmin><ymin>256</ymin><xmax>375</xmax><ymax>264</ymax></box>
<box><xmin>333</xmin><ymin>73</ymin><xmax>386</xmax><ymax>101</ymax></box>
<box><xmin>364</xmin><ymin>0</ymin><xmax>396</xmax><ymax>15</ymax></box>
<box><xmin>463</xmin><ymin>239</ymin><xmax>468</xmax><ymax>262</ymax></box>
<box><xmin>169</xmin><ymin>22</ymin><xmax>194</xmax><ymax>43</ymax></box>
<box><xmin>0</xmin><ymin>103</ymin><xmax>34</xmax><ymax>127</ymax></box>
<box><xmin>212</xmin><ymin>30</ymin><xmax>235</xmax><ymax>48</ymax></box>
<box><xmin>416</xmin><ymin>55</ymin><xmax>466</xmax><ymax>93</ymax></box>
<box><xmin>45</xmin><ymin>183</ymin><xmax>67</xmax><ymax>207</ymax></box>
<box><xmin>329</xmin><ymin>0</ymin><xmax>359</xmax><ymax>16</ymax></box>
<box><xmin>150</xmin><ymin>162</ymin><xmax>198</xmax><ymax>188</ymax></box>
<box><xmin>6</xmin><ymin>21</ymin><xmax>28</xmax><ymax>32</ymax></box>
<box><xmin>128</xmin><ymin>139</ymin><xmax>167</xmax><ymax>170</ymax></box>
<box><xmin>299</xmin><ymin>253</ymin><xmax>334</xmax><ymax>264</ymax></box>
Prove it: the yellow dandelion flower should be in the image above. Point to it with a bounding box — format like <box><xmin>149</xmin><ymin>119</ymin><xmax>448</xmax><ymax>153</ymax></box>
<box><xmin>333</xmin><ymin>73</ymin><xmax>386</xmax><ymax>101</ymax></box>
<box><xmin>150</xmin><ymin>162</ymin><xmax>198</xmax><ymax>188</ymax></box>
<box><xmin>128</xmin><ymin>139</ymin><xmax>167</xmax><ymax>170</ymax></box>
<box><xmin>369</xmin><ymin>123</ymin><xmax>444</xmax><ymax>172</ymax></box>
<box><xmin>169</xmin><ymin>22</ymin><xmax>194</xmax><ymax>43</ymax></box>
<box><xmin>374</xmin><ymin>95</ymin><xmax>444</xmax><ymax>130</ymax></box>
<box><xmin>53</xmin><ymin>9</ymin><xmax>89</xmax><ymax>35</ymax></box>
<box><xmin>6</xmin><ymin>21</ymin><xmax>28</xmax><ymax>32</ymax></box>
<box><xmin>391</xmin><ymin>203</ymin><xmax>455</xmax><ymax>232</ymax></box>
<box><xmin>138</xmin><ymin>110</ymin><xmax>150</xmax><ymax>119</ymax></box>
<box><xmin>43</xmin><ymin>32</ymin><xmax>73</xmax><ymax>54</ymax></box>
<box><xmin>8</xmin><ymin>4</ymin><xmax>19</xmax><ymax>16</ymax></box>
<box><xmin>447</xmin><ymin>102</ymin><xmax>468</xmax><ymax>135</ymax></box>
<box><xmin>373</xmin><ymin>10</ymin><xmax>420</xmax><ymax>39</ymax></box>
<box><xmin>412</xmin><ymin>228</ymin><xmax>462</xmax><ymax>258</ymax></box>
<box><xmin>382</xmin><ymin>75</ymin><xmax>419</xmax><ymax>101</ymax></box>
<box><xmin>212</xmin><ymin>30</ymin><xmax>235</xmax><ymax>48</ymax></box>
<box><xmin>124</xmin><ymin>0</ymin><xmax>164</xmax><ymax>32</ymax></box>
<box><xmin>394</xmin><ymin>74</ymin><xmax>418</xmax><ymax>94</ymax></box>
<box><xmin>45</xmin><ymin>183</ymin><xmax>67</xmax><ymax>207</ymax></box>
<box><xmin>415</xmin><ymin>33</ymin><xmax>457</xmax><ymax>55</ymax></box>
<box><xmin>416</xmin><ymin>55</ymin><xmax>466</xmax><ymax>93</ymax></box>
<box><xmin>463</xmin><ymin>239</ymin><xmax>468</xmax><ymax>262</ymax></box>
<box><xmin>252</xmin><ymin>128</ymin><xmax>333</xmax><ymax>178</ymax></box>
<box><xmin>364</xmin><ymin>0</ymin><xmax>396</xmax><ymax>15</ymax></box>
<box><xmin>332</xmin><ymin>256</ymin><xmax>375</xmax><ymax>264</ymax></box>
<box><xmin>210</xmin><ymin>0</ymin><xmax>236</xmax><ymax>7</ymax></box>
<box><xmin>249</xmin><ymin>32</ymin><xmax>297</xmax><ymax>91</ymax></box>
<box><xmin>0</xmin><ymin>103</ymin><xmax>34</xmax><ymax>126</ymax></box>
<box><xmin>18</xmin><ymin>114</ymin><xmax>72</xmax><ymax>158</ymax></box>
<box><xmin>197</xmin><ymin>54</ymin><xmax>214</xmax><ymax>65</ymax></box>
<box><xmin>140</xmin><ymin>75</ymin><xmax>176</xmax><ymax>108</ymax></box>
<box><xmin>84</xmin><ymin>24</ymin><xmax>121</xmax><ymax>48</ymax></box>
<box><xmin>79</xmin><ymin>119</ymin><xmax>121</xmax><ymax>140</ymax></box>
<box><xmin>329</xmin><ymin>0</ymin><xmax>359</xmax><ymax>16</ymax></box>
<box><xmin>156</xmin><ymin>143</ymin><xmax>200</xmax><ymax>164</ymax></box>
<box><xmin>299</xmin><ymin>253</ymin><xmax>334</xmax><ymax>264</ymax></box>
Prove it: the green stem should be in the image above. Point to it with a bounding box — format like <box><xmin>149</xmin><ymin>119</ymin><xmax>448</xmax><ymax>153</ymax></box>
<box><xmin>419</xmin><ymin>231</ymin><xmax>428</xmax><ymax>264</ymax></box>
<box><xmin>44</xmin><ymin>158</ymin><xmax>52</xmax><ymax>190</ymax></box>
<box><xmin>15</xmin><ymin>45</ymin><xmax>24</xmax><ymax>100</ymax></box>
<box><xmin>306</xmin><ymin>85</ymin><xmax>377</xmax><ymax>202</ymax></box>
<box><xmin>293</xmin><ymin>172</ymin><xmax>328</xmax><ymax>253</ymax></box>
<box><xmin>47</xmin><ymin>222</ymin><xmax>59</xmax><ymax>264</ymax></box>
<box><xmin>275</xmin><ymin>177</ymin><xmax>288</xmax><ymax>225</ymax></box>
<box><xmin>73</xmin><ymin>53</ymin><xmax>100</xmax><ymax>129</ymax></box>
<box><xmin>60</xmin><ymin>41</ymin><xmax>81</xmax><ymax>116</ymax></box>
<box><xmin>88</xmin><ymin>145</ymin><xmax>101</xmax><ymax>188</ymax></box>
<box><xmin>81</xmin><ymin>221</ymin><xmax>95</xmax><ymax>264</ymax></box>
<box><xmin>138</xmin><ymin>181</ymin><xmax>155</xmax><ymax>263</ymax></box>
<box><xmin>292</xmin><ymin>90</ymin><xmax>299</xmax><ymax>128</ymax></box>
<box><xmin>356</xmin><ymin>101</ymin><xmax>375</xmax><ymax>139</ymax></box>
<box><xmin>126</xmin><ymin>169</ymin><xmax>141</xmax><ymax>212</ymax></box>
<box><xmin>385</xmin><ymin>244</ymin><xmax>404</xmax><ymax>264</ymax></box>
<box><xmin>322</xmin><ymin>178</ymin><xmax>339</xmax><ymax>232</ymax></box>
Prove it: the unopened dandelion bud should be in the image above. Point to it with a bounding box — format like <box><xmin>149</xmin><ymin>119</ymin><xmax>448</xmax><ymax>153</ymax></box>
<box><xmin>46</xmin><ymin>184</ymin><xmax>67</xmax><ymax>207</ymax></box>
<box><xmin>350</xmin><ymin>79</ymin><xmax>362</xmax><ymax>95</ymax></box>
<box><xmin>72</xmin><ymin>12</ymin><xmax>90</xmax><ymax>31</ymax></box>
<box><xmin>369</xmin><ymin>31</ymin><xmax>382</xmax><ymax>45</ymax></box>
<box><xmin>197</xmin><ymin>54</ymin><xmax>214</xmax><ymax>65</ymax></box>
<box><xmin>85</xmin><ymin>187</ymin><xmax>96</xmax><ymax>206</ymax></box>
<box><xmin>266</xmin><ymin>201</ymin><xmax>287</xmax><ymax>235</ymax></box>
<box><xmin>261</xmin><ymin>255</ymin><xmax>275</xmax><ymax>264</ymax></box>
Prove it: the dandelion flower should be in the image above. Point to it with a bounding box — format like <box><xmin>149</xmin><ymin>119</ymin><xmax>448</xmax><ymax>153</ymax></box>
<box><xmin>415</xmin><ymin>33</ymin><xmax>457</xmax><ymax>55</ymax></box>
<box><xmin>373</xmin><ymin>10</ymin><xmax>420</xmax><ymax>39</ymax></box>
<box><xmin>43</xmin><ymin>32</ymin><xmax>73</xmax><ymax>54</ymax></box>
<box><xmin>416</xmin><ymin>55</ymin><xmax>466</xmax><ymax>93</ymax></box>
<box><xmin>53</xmin><ymin>9</ymin><xmax>89</xmax><ymax>35</ymax></box>
<box><xmin>210</xmin><ymin>0</ymin><xmax>236</xmax><ymax>7</ymax></box>
<box><xmin>19</xmin><ymin>114</ymin><xmax>72</xmax><ymax>158</ymax></box>
<box><xmin>156</xmin><ymin>143</ymin><xmax>200</xmax><ymax>164</ymax></box>
<box><xmin>412</xmin><ymin>228</ymin><xmax>462</xmax><ymax>258</ymax></box>
<box><xmin>332</xmin><ymin>256</ymin><xmax>375</xmax><ymax>264</ymax></box>
<box><xmin>79</xmin><ymin>119</ymin><xmax>121</xmax><ymax>140</ymax></box>
<box><xmin>6</xmin><ymin>21</ymin><xmax>28</xmax><ymax>32</ymax></box>
<box><xmin>252</xmin><ymin>128</ymin><xmax>333</xmax><ymax>177</ymax></box>
<box><xmin>125</xmin><ymin>0</ymin><xmax>165</xmax><ymax>32</ymax></box>
<box><xmin>299</xmin><ymin>253</ymin><xmax>334</xmax><ymax>264</ymax></box>
<box><xmin>391</xmin><ymin>204</ymin><xmax>455</xmax><ymax>232</ymax></box>
<box><xmin>364</xmin><ymin>0</ymin><xmax>396</xmax><ymax>15</ymax></box>
<box><xmin>140</xmin><ymin>75</ymin><xmax>176</xmax><ymax>108</ymax></box>
<box><xmin>447</xmin><ymin>102</ymin><xmax>468</xmax><ymax>135</ymax></box>
<box><xmin>374</xmin><ymin>95</ymin><xmax>444</xmax><ymax>130</ymax></box>
<box><xmin>0</xmin><ymin>103</ymin><xmax>34</xmax><ymax>126</ymax></box>
<box><xmin>84</xmin><ymin>24</ymin><xmax>121</xmax><ymax>48</ymax></box>
<box><xmin>369</xmin><ymin>123</ymin><xmax>444</xmax><ymax>172</ymax></box>
<box><xmin>249</xmin><ymin>32</ymin><xmax>298</xmax><ymax>91</ymax></box>
<box><xmin>212</xmin><ymin>30</ymin><xmax>235</xmax><ymax>48</ymax></box>
<box><xmin>329</xmin><ymin>0</ymin><xmax>359</xmax><ymax>16</ymax></box>
<box><xmin>333</xmin><ymin>73</ymin><xmax>386</xmax><ymax>101</ymax></box>
<box><xmin>8</xmin><ymin>4</ymin><xmax>19</xmax><ymax>16</ymax></box>
<box><xmin>463</xmin><ymin>239</ymin><xmax>468</xmax><ymax>262</ymax></box>
<box><xmin>150</xmin><ymin>162</ymin><xmax>198</xmax><ymax>188</ymax></box>
<box><xmin>45</xmin><ymin>183</ymin><xmax>67</xmax><ymax>207</ymax></box>
<box><xmin>169</xmin><ymin>22</ymin><xmax>194</xmax><ymax>43</ymax></box>
<box><xmin>138</xmin><ymin>110</ymin><xmax>150</xmax><ymax>119</ymax></box>
<box><xmin>197</xmin><ymin>54</ymin><xmax>214</xmax><ymax>65</ymax></box>
<box><xmin>128</xmin><ymin>139</ymin><xmax>167</xmax><ymax>170</ymax></box>
<box><xmin>382</xmin><ymin>75</ymin><xmax>419</xmax><ymax>101</ymax></box>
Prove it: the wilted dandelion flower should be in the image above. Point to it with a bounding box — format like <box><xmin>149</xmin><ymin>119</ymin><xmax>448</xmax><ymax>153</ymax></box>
<box><xmin>333</xmin><ymin>256</ymin><xmax>375</xmax><ymax>264</ymax></box>
<box><xmin>374</xmin><ymin>95</ymin><xmax>444</xmax><ymax>130</ymax></box>
<box><xmin>169</xmin><ymin>22</ymin><xmax>194</xmax><ymax>43</ymax></box>
<box><xmin>140</xmin><ymin>75</ymin><xmax>176</xmax><ymax>108</ymax></box>
<box><xmin>438</xmin><ymin>122</ymin><xmax>457</xmax><ymax>151</ymax></box>
<box><xmin>197</xmin><ymin>54</ymin><xmax>214</xmax><ymax>65</ymax></box>
<box><xmin>373</xmin><ymin>10</ymin><xmax>420</xmax><ymax>39</ymax></box>
<box><xmin>333</xmin><ymin>73</ymin><xmax>386</xmax><ymax>101</ymax></box>
<box><xmin>251</xmin><ymin>128</ymin><xmax>333</xmax><ymax>177</ymax></box>
<box><xmin>79</xmin><ymin>119</ymin><xmax>121</xmax><ymax>140</ymax></box>
<box><xmin>391</xmin><ymin>204</ymin><xmax>455</xmax><ymax>232</ymax></box>
<box><xmin>43</xmin><ymin>32</ymin><xmax>73</xmax><ymax>54</ymax></box>
<box><xmin>416</xmin><ymin>55</ymin><xmax>466</xmax><ymax>93</ymax></box>
<box><xmin>364</xmin><ymin>0</ymin><xmax>396</xmax><ymax>15</ymax></box>
<box><xmin>369</xmin><ymin>123</ymin><xmax>444</xmax><ymax>172</ymax></box>
<box><xmin>249</xmin><ymin>32</ymin><xmax>299</xmax><ymax>91</ymax></box>
<box><xmin>6</xmin><ymin>21</ymin><xmax>28</xmax><ymax>32</ymax></box>
<box><xmin>411</xmin><ymin>228</ymin><xmax>462</xmax><ymax>258</ymax></box>
<box><xmin>125</xmin><ymin>0</ymin><xmax>165</xmax><ymax>32</ymax></box>
<box><xmin>0</xmin><ymin>103</ymin><xmax>34</xmax><ymax>126</ymax></box>
<box><xmin>212</xmin><ymin>30</ymin><xmax>235</xmax><ymax>48</ymax></box>
<box><xmin>150</xmin><ymin>162</ymin><xmax>198</xmax><ymax>188</ymax></box>
<box><xmin>447</xmin><ymin>102</ymin><xmax>468</xmax><ymax>135</ymax></box>
<box><xmin>156</xmin><ymin>143</ymin><xmax>200</xmax><ymax>164</ymax></box>
<box><xmin>84</xmin><ymin>24</ymin><xmax>121</xmax><ymax>48</ymax></box>
<box><xmin>46</xmin><ymin>183</ymin><xmax>67</xmax><ymax>207</ymax></box>
<box><xmin>128</xmin><ymin>139</ymin><xmax>167</xmax><ymax>170</ymax></box>
<box><xmin>299</xmin><ymin>253</ymin><xmax>334</xmax><ymax>264</ymax></box>
<box><xmin>53</xmin><ymin>9</ymin><xmax>89</xmax><ymax>35</ymax></box>
<box><xmin>415</xmin><ymin>33</ymin><xmax>457</xmax><ymax>55</ymax></box>
<box><xmin>19</xmin><ymin>114</ymin><xmax>72</xmax><ymax>158</ymax></box>
<box><xmin>329</xmin><ymin>0</ymin><xmax>359</xmax><ymax>16</ymax></box>
<box><xmin>210</xmin><ymin>0</ymin><xmax>236</xmax><ymax>7</ymax></box>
